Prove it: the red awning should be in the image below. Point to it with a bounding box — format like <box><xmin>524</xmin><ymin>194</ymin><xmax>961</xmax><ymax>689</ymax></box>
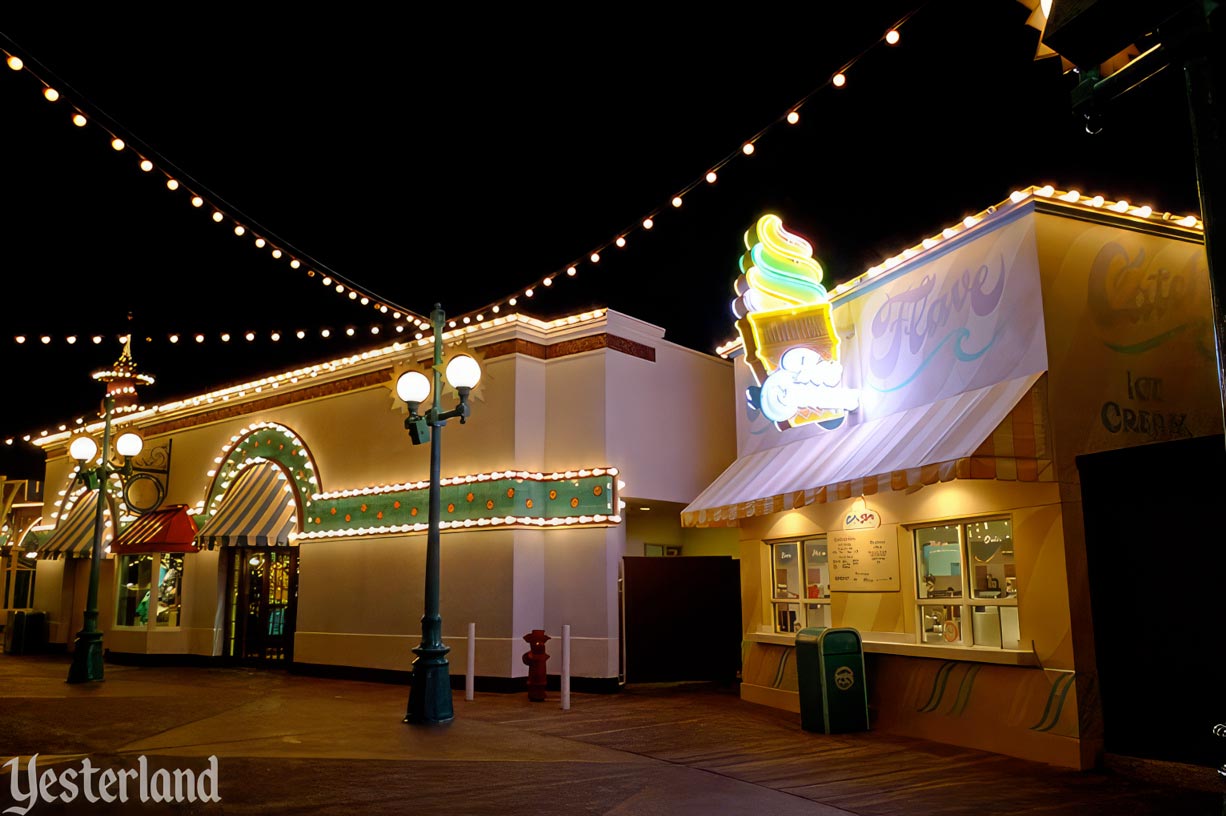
<box><xmin>110</xmin><ymin>504</ymin><xmax>200</xmax><ymax>554</ymax></box>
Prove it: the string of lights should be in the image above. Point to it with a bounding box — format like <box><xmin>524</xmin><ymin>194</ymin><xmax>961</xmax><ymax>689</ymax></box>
<box><xmin>1</xmin><ymin>6</ymin><xmax>925</xmax><ymax>346</ymax></box>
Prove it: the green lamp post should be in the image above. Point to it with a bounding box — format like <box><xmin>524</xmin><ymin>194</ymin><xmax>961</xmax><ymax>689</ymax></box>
<box><xmin>395</xmin><ymin>304</ymin><xmax>482</xmax><ymax>724</ymax></box>
<box><xmin>66</xmin><ymin>339</ymin><xmax>152</xmax><ymax>684</ymax></box>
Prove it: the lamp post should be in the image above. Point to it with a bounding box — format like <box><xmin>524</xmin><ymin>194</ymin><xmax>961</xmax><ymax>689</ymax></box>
<box><xmin>395</xmin><ymin>303</ymin><xmax>482</xmax><ymax>725</ymax></box>
<box><xmin>66</xmin><ymin>339</ymin><xmax>152</xmax><ymax>684</ymax></box>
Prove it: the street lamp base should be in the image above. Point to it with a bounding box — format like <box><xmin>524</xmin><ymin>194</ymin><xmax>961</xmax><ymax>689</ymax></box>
<box><xmin>66</xmin><ymin>630</ymin><xmax>105</xmax><ymax>684</ymax></box>
<box><xmin>404</xmin><ymin>648</ymin><xmax>454</xmax><ymax>725</ymax></box>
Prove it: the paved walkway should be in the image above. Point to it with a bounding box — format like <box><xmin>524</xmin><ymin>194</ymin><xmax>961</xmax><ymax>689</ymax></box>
<box><xmin>1</xmin><ymin>653</ymin><xmax>1223</xmax><ymax>815</ymax></box>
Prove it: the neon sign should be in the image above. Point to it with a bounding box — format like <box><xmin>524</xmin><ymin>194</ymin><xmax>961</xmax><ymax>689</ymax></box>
<box><xmin>732</xmin><ymin>214</ymin><xmax>858</xmax><ymax>430</ymax></box>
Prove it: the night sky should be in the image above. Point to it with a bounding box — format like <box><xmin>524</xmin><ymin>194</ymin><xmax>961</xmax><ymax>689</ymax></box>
<box><xmin>0</xmin><ymin>1</ymin><xmax>1207</xmax><ymax>477</ymax></box>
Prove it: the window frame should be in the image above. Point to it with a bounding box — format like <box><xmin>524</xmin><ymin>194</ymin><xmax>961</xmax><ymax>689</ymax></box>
<box><xmin>114</xmin><ymin>551</ymin><xmax>185</xmax><ymax>631</ymax></box>
<box><xmin>912</xmin><ymin>515</ymin><xmax>1019</xmax><ymax>650</ymax></box>
<box><xmin>767</xmin><ymin>536</ymin><xmax>832</xmax><ymax>634</ymax></box>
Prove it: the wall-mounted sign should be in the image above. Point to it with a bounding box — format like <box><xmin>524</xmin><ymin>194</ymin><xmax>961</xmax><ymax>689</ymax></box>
<box><xmin>829</xmin><ymin>526</ymin><xmax>899</xmax><ymax>592</ymax></box>
<box><xmin>843</xmin><ymin>497</ymin><xmax>880</xmax><ymax>530</ymax></box>
<box><xmin>732</xmin><ymin>214</ymin><xmax>859</xmax><ymax>432</ymax></box>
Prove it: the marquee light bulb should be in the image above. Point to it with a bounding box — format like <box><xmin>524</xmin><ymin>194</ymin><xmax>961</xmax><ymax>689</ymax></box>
<box><xmin>885</xmin><ymin>29</ymin><xmax>900</xmax><ymax>44</ymax></box>
<box><xmin>643</xmin><ymin>218</ymin><xmax>654</xmax><ymax>229</ymax></box>
<box><xmin>72</xmin><ymin>113</ymin><xmax>87</xmax><ymax>126</ymax></box>
<box><xmin>832</xmin><ymin>72</ymin><xmax>846</xmax><ymax>87</ymax></box>
<box><xmin>671</xmin><ymin>196</ymin><xmax>683</xmax><ymax>208</ymax></box>
<box><xmin>111</xmin><ymin>138</ymin><xmax>125</xmax><ymax>151</ymax></box>
<box><xmin>7</xmin><ymin>56</ymin><xmax>23</xmax><ymax>71</ymax></box>
<box><xmin>706</xmin><ymin>171</ymin><xmax>717</xmax><ymax>183</ymax></box>
<box><xmin>742</xmin><ymin>143</ymin><xmax>754</xmax><ymax>155</ymax></box>
<box><xmin>44</xmin><ymin>87</ymin><xmax>59</xmax><ymax>102</ymax></box>
<box><xmin>787</xmin><ymin>110</ymin><xmax>799</xmax><ymax>124</ymax></box>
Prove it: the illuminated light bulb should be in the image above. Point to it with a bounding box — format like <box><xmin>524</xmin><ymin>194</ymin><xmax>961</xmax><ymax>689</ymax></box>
<box><xmin>14</xmin><ymin>336</ymin><xmax>25</xmax><ymax>344</ymax></box>
<box><xmin>290</xmin><ymin>259</ymin><xmax>300</xmax><ymax>268</ymax></box>
<box><xmin>111</xmin><ymin>137</ymin><xmax>125</xmax><ymax>151</ymax></box>
<box><xmin>787</xmin><ymin>110</ymin><xmax>800</xmax><ymax>124</ymax></box>
<box><xmin>346</xmin><ymin>327</ymin><xmax>355</xmax><ymax>336</ymax></box>
<box><xmin>245</xmin><ymin>332</ymin><xmax>255</xmax><ymax>341</ymax></box>
<box><xmin>335</xmin><ymin>284</ymin><xmax>344</xmax><ymax>293</ymax></box>
<box><xmin>706</xmin><ymin>171</ymin><xmax>717</xmax><ymax>183</ymax></box>
<box><xmin>44</xmin><ymin>87</ymin><xmax>59</xmax><ymax>102</ymax></box>
<box><xmin>543</xmin><ymin>276</ymin><xmax>553</xmax><ymax>286</ymax></box>
<box><xmin>963</xmin><ymin>215</ymin><xmax>979</xmax><ymax>228</ymax></box>
<box><xmin>322</xmin><ymin>276</ymin><xmax>332</xmax><ymax>286</ymax></box>
<box><xmin>255</xmin><ymin>237</ymin><xmax>266</xmax><ymax>248</ymax></box>
<box><xmin>566</xmin><ymin>266</ymin><xmax>577</xmax><ymax>276</ymax></box>
<box><xmin>1177</xmin><ymin>215</ymin><xmax>1199</xmax><ymax>227</ymax></box>
<box><xmin>474</xmin><ymin>315</ymin><xmax>483</xmax><ymax>322</ymax></box>
<box><xmin>742</xmin><ymin>143</ymin><xmax>754</xmax><ymax>155</ymax></box>
<box><xmin>66</xmin><ymin>335</ymin><xmax>77</xmax><ymax>344</ymax></box>
<box><xmin>195</xmin><ymin>334</ymin><xmax>205</xmax><ymax>343</ymax></box>
<box><xmin>525</xmin><ymin>288</ymin><xmax>535</xmax><ymax>297</ymax></box>
<box><xmin>348</xmin><ymin>291</ymin><xmax>357</xmax><ymax>300</ymax></box>
<box><xmin>233</xmin><ymin>225</ymin><xmax>245</xmax><ymax>235</ymax></box>
<box><xmin>885</xmin><ymin>28</ymin><xmax>900</xmax><ymax>44</ymax></box>
<box><xmin>212</xmin><ymin>211</ymin><xmax>224</xmax><ymax>222</ymax></box>
<box><xmin>1134</xmin><ymin>205</ymin><xmax>1153</xmax><ymax>218</ymax></box>
<box><xmin>321</xmin><ymin>329</ymin><xmax>330</xmax><ymax>338</ymax></box>
<box><xmin>492</xmin><ymin>304</ymin><xmax>501</xmax><ymax>312</ymax></box>
<box><xmin>832</xmin><ymin>72</ymin><xmax>846</xmax><ymax>87</ymax></box>
<box><xmin>643</xmin><ymin>217</ymin><xmax>654</xmax><ymax>229</ymax></box>
<box><xmin>221</xmin><ymin>333</ymin><xmax>231</xmax><ymax>342</ymax></box>
<box><xmin>615</xmin><ymin>236</ymin><xmax>626</xmax><ymax>248</ymax></box>
<box><xmin>922</xmin><ymin>237</ymin><xmax>938</xmax><ymax>249</ymax></box>
<box><xmin>590</xmin><ymin>252</ymin><xmax>600</xmax><ymax>263</ymax></box>
<box><xmin>671</xmin><ymin>196</ymin><xmax>683</xmax><ymax>208</ymax></box>
<box><xmin>1061</xmin><ymin>189</ymin><xmax>1080</xmax><ymax>202</ymax></box>
<box><xmin>296</xmin><ymin>330</ymin><xmax>305</xmax><ymax>339</ymax></box>
<box><xmin>359</xmin><ymin>296</ymin><xmax>368</xmax><ymax>304</ymax></box>
<box><xmin>462</xmin><ymin>316</ymin><xmax>470</xmax><ymax>325</ymax></box>
<box><xmin>40</xmin><ymin>336</ymin><xmax>50</xmax><ymax>344</ymax></box>
<box><xmin>1036</xmin><ymin>185</ymin><xmax>1054</xmax><ymax>197</ymax></box>
<box><xmin>169</xmin><ymin>335</ymin><xmax>180</xmax><ymax>343</ymax></box>
<box><xmin>1090</xmin><ymin>195</ymin><xmax>1105</xmax><ymax>207</ymax></box>
<box><xmin>1109</xmin><ymin>199</ymin><xmax>1129</xmax><ymax>212</ymax></box>
<box><xmin>191</xmin><ymin>196</ymin><xmax>204</xmax><ymax>207</ymax></box>
<box><xmin>7</xmin><ymin>56</ymin><xmax>23</xmax><ymax>70</ymax></box>
<box><xmin>1009</xmin><ymin>190</ymin><xmax>1027</xmax><ymax>203</ymax></box>
<box><xmin>92</xmin><ymin>335</ymin><xmax>103</xmax><ymax>344</ymax></box>
<box><xmin>72</xmin><ymin>113</ymin><xmax>87</xmax><ymax>127</ymax></box>
<box><xmin>509</xmin><ymin>297</ymin><xmax>517</xmax><ymax>306</ymax></box>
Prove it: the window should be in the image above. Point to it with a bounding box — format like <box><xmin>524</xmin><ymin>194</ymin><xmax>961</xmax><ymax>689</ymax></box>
<box><xmin>3</xmin><ymin>548</ymin><xmax>37</xmax><ymax>610</ymax></box>
<box><xmin>769</xmin><ymin>537</ymin><xmax>831</xmax><ymax>634</ymax></box>
<box><xmin>915</xmin><ymin>518</ymin><xmax>1018</xmax><ymax>648</ymax></box>
<box><xmin>116</xmin><ymin>553</ymin><xmax>184</xmax><ymax>629</ymax></box>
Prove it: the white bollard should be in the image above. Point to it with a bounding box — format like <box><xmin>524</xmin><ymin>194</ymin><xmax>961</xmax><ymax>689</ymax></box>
<box><xmin>561</xmin><ymin>624</ymin><xmax>571</xmax><ymax>710</ymax></box>
<box><xmin>466</xmin><ymin>622</ymin><xmax>476</xmax><ymax>701</ymax></box>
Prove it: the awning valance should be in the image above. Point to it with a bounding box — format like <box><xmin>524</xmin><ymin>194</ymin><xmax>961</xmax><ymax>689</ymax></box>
<box><xmin>37</xmin><ymin>491</ymin><xmax>117</xmax><ymax>559</ymax></box>
<box><xmin>110</xmin><ymin>504</ymin><xmax>200</xmax><ymax>554</ymax></box>
<box><xmin>196</xmin><ymin>461</ymin><xmax>299</xmax><ymax>550</ymax></box>
<box><xmin>682</xmin><ymin>373</ymin><xmax>1051</xmax><ymax>527</ymax></box>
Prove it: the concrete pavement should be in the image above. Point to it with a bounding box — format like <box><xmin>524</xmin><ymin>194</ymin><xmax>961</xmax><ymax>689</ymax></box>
<box><xmin>1</xmin><ymin>652</ymin><xmax>1223</xmax><ymax>815</ymax></box>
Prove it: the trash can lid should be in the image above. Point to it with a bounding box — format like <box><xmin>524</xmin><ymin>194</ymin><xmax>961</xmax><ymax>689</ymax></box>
<box><xmin>795</xmin><ymin>626</ymin><xmax>827</xmax><ymax>644</ymax></box>
<box><xmin>817</xmin><ymin>627</ymin><xmax>862</xmax><ymax>654</ymax></box>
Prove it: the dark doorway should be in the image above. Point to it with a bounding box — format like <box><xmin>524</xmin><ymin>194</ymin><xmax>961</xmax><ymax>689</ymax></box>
<box><xmin>1077</xmin><ymin>434</ymin><xmax>1225</xmax><ymax>768</ymax></box>
<box><xmin>622</xmin><ymin>555</ymin><xmax>741</xmax><ymax>683</ymax></box>
<box><xmin>225</xmin><ymin>549</ymin><xmax>299</xmax><ymax>664</ymax></box>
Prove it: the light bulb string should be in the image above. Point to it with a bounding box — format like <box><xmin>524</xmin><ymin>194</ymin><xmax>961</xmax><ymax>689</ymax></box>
<box><xmin>449</xmin><ymin>5</ymin><xmax>927</xmax><ymax>332</ymax></box>
<box><xmin>1</xmin><ymin>6</ymin><xmax>925</xmax><ymax>344</ymax></box>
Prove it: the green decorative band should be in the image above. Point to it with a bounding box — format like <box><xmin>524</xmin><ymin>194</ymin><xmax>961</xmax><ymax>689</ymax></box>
<box><xmin>300</xmin><ymin>471</ymin><xmax>620</xmax><ymax>539</ymax></box>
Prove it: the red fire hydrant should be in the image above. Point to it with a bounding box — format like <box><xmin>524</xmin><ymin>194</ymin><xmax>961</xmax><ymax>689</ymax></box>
<box><xmin>522</xmin><ymin>629</ymin><xmax>550</xmax><ymax>702</ymax></box>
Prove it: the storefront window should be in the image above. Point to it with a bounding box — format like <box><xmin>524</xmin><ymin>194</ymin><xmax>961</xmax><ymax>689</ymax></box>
<box><xmin>914</xmin><ymin>518</ymin><xmax>1018</xmax><ymax>649</ymax></box>
<box><xmin>116</xmin><ymin>553</ymin><xmax>184</xmax><ymax>629</ymax></box>
<box><xmin>3</xmin><ymin>548</ymin><xmax>37</xmax><ymax>609</ymax></box>
<box><xmin>770</xmin><ymin>538</ymin><xmax>831</xmax><ymax>634</ymax></box>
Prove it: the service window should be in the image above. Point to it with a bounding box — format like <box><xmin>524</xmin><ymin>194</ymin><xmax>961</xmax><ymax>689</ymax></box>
<box><xmin>915</xmin><ymin>518</ymin><xmax>1017</xmax><ymax>648</ymax></box>
<box><xmin>769</xmin><ymin>537</ymin><xmax>831</xmax><ymax>634</ymax></box>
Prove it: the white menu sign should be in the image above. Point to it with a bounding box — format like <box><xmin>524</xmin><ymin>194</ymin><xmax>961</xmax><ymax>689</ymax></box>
<box><xmin>829</xmin><ymin>526</ymin><xmax>899</xmax><ymax>591</ymax></box>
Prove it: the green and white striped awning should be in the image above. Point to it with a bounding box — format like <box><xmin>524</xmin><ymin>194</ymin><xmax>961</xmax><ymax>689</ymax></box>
<box><xmin>196</xmin><ymin>461</ymin><xmax>299</xmax><ymax>549</ymax></box>
<box><xmin>37</xmin><ymin>491</ymin><xmax>117</xmax><ymax>559</ymax></box>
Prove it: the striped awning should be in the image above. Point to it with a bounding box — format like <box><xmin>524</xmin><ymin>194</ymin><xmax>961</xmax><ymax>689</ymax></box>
<box><xmin>682</xmin><ymin>372</ymin><xmax>1052</xmax><ymax>527</ymax></box>
<box><xmin>196</xmin><ymin>461</ymin><xmax>299</xmax><ymax>549</ymax></box>
<box><xmin>37</xmin><ymin>491</ymin><xmax>117</xmax><ymax>559</ymax></box>
<box><xmin>111</xmin><ymin>504</ymin><xmax>200</xmax><ymax>554</ymax></box>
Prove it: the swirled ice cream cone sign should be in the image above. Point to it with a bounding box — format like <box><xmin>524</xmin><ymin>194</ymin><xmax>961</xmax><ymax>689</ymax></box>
<box><xmin>733</xmin><ymin>214</ymin><xmax>859</xmax><ymax>431</ymax></box>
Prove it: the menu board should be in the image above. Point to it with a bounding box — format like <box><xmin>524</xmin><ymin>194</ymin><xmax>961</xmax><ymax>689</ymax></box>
<box><xmin>829</xmin><ymin>526</ymin><xmax>899</xmax><ymax>591</ymax></box>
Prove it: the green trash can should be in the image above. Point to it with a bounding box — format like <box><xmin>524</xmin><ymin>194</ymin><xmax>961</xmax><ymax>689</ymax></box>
<box><xmin>794</xmin><ymin>626</ymin><xmax>869</xmax><ymax>734</ymax></box>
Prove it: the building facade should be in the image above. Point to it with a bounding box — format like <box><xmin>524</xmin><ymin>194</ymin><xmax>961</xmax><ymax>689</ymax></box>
<box><xmin>683</xmin><ymin>186</ymin><xmax>1218</xmax><ymax>770</ymax></box>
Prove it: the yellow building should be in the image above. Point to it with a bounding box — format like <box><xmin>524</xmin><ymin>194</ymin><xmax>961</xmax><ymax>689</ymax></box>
<box><xmin>683</xmin><ymin>186</ymin><xmax>1219</xmax><ymax>770</ymax></box>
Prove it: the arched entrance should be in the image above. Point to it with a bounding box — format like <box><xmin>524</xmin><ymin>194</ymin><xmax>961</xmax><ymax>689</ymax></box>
<box><xmin>196</xmin><ymin>458</ymin><xmax>302</xmax><ymax>665</ymax></box>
